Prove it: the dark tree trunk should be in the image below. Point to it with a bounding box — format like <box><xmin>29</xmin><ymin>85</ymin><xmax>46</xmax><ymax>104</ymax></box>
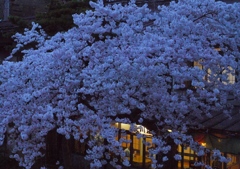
<box><xmin>160</xmin><ymin>138</ymin><xmax>178</xmax><ymax>169</ymax></box>
<box><xmin>61</xmin><ymin>137</ymin><xmax>72</xmax><ymax>169</ymax></box>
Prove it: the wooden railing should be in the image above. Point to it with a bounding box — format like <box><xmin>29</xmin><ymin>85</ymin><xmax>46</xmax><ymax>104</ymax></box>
<box><xmin>0</xmin><ymin>16</ymin><xmax>35</xmax><ymax>35</ymax></box>
<box><xmin>0</xmin><ymin>21</ymin><xmax>18</xmax><ymax>34</ymax></box>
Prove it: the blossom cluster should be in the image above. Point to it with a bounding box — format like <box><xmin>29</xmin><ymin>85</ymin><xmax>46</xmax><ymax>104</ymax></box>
<box><xmin>0</xmin><ymin>0</ymin><xmax>239</xmax><ymax>168</ymax></box>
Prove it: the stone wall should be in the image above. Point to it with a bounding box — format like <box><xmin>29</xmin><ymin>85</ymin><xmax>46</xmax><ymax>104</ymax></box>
<box><xmin>0</xmin><ymin>0</ymin><xmax>49</xmax><ymax>19</ymax></box>
<box><xmin>1</xmin><ymin>0</ymin><xmax>238</xmax><ymax>20</ymax></box>
<box><xmin>11</xmin><ymin>0</ymin><xmax>49</xmax><ymax>17</ymax></box>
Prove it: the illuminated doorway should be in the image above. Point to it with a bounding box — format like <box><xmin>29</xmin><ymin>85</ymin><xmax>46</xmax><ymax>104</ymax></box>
<box><xmin>114</xmin><ymin>123</ymin><xmax>153</xmax><ymax>168</ymax></box>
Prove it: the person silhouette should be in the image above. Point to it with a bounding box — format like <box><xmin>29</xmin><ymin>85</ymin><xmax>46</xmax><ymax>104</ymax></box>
<box><xmin>124</xmin><ymin>147</ymin><xmax>130</xmax><ymax>157</ymax></box>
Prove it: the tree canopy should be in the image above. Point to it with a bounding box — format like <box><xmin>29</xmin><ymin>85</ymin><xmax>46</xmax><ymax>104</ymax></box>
<box><xmin>0</xmin><ymin>0</ymin><xmax>240</xmax><ymax>168</ymax></box>
<box><xmin>36</xmin><ymin>0</ymin><xmax>92</xmax><ymax>35</ymax></box>
<box><xmin>1</xmin><ymin>0</ymin><xmax>91</xmax><ymax>59</ymax></box>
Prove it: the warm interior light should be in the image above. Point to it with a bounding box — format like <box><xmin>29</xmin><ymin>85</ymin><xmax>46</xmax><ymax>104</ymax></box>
<box><xmin>201</xmin><ymin>142</ymin><xmax>206</xmax><ymax>147</ymax></box>
<box><xmin>167</xmin><ymin>129</ymin><xmax>172</xmax><ymax>133</ymax></box>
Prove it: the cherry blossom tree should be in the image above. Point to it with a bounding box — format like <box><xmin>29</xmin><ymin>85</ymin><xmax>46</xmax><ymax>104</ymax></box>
<box><xmin>0</xmin><ymin>0</ymin><xmax>239</xmax><ymax>168</ymax></box>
